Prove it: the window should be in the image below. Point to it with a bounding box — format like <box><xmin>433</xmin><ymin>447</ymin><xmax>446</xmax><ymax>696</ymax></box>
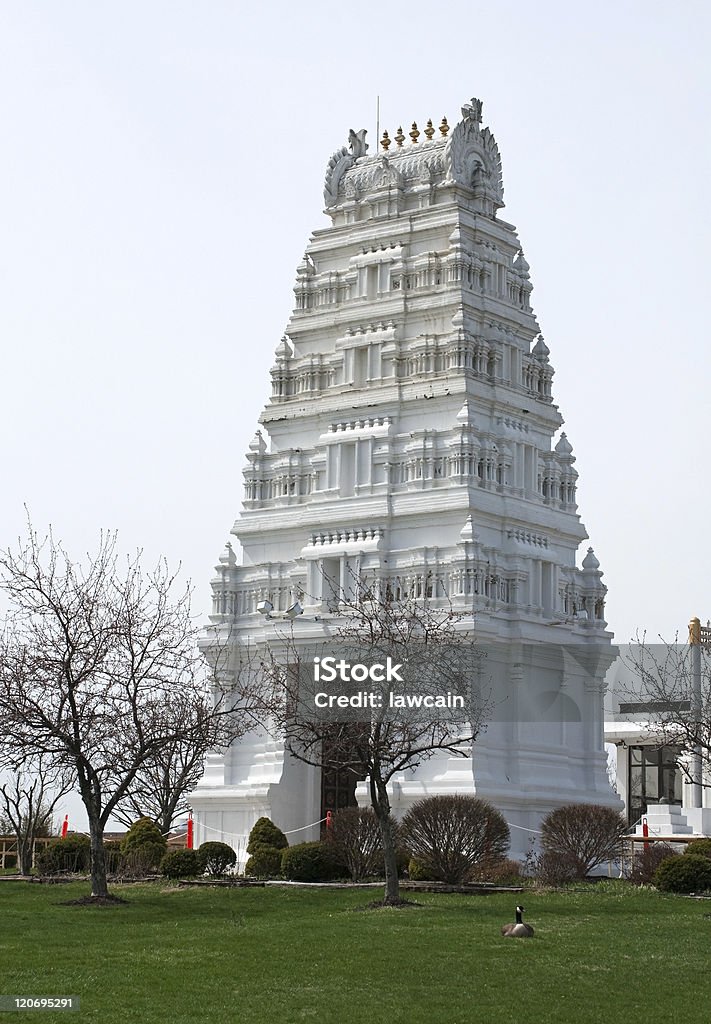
<box><xmin>353</xmin><ymin>347</ymin><xmax>368</xmax><ymax>385</ymax></box>
<box><xmin>321</xmin><ymin>558</ymin><xmax>341</xmax><ymax>610</ymax></box>
<box><xmin>627</xmin><ymin>745</ymin><xmax>682</xmax><ymax>825</ymax></box>
<box><xmin>339</xmin><ymin>443</ymin><xmax>356</xmax><ymax>496</ymax></box>
<box><xmin>619</xmin><ymin>701</ymin><xmax>690</xmax><ymax>715</ymax></box>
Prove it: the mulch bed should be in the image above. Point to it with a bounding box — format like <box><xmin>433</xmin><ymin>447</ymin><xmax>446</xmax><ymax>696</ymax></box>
<box><xmin>357</xmin><ymin>898</ymin><xmax>423</xmax><ymax>910</ymax></box>
<box><xmin>177</xmin><ymin>879</ymin><xmax>265</xmax><ymax>888</ymax></box>
<box><xmin>59</xmin><ymin>894</ymin><xmax>129</xmax><ymax>906</ymax></box>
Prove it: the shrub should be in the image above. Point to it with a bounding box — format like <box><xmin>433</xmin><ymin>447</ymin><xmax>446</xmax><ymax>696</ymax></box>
<box><xmin>540</xmin><ymin>803</ymin><xmax>627</xmax><ymax>878</ymax></box>
<box><xmin>407</xmin><ymin>858</ymin><xmax>438</xmax><ymax>881</ymax></box>
<box><xmin>122</xmin><ymin>848</ymin><xmax>165</xmax><ymax>876</ymax></box>
<box><xmin>530</xmin><ymin>849</ymin><xmax>582</xmax><ymax>886</ymax></box>
<box><xmin>197</xmin><ymin>842</ymin><xmax>237</xmax><ymax>877</ymax></box>
<box><xmin>684</xmin><ymin>839</ymin><xmax>711</xmax><ymax>861</ymax></box>
<box><xmin>281</xmin><ymin>841</ymin><xmax>344</xmax><ymax>882</ymax></box>
<box><xmin>247</xmin><ymin>817</ymin><xmax>288</xmax><ymax>853</ymax></box>
<box><xmin>36</xmin><ymin>834</ymin><xmax>91</xmax><ymax>875</ymax></box>
<box><xmin>471</xmin><ymin>857</ymin><xmax>525</xmax><ymax>885</ymax></box>
<box><xmin>245</xmin><ymin>845</ymin><xmax>283</xmax><ymax>878</ymax></box>
<box><xmin>400</xmin><ymin>795</ymin><xmax>510</xmax><ymax>884</ymax></box>
<box><xmin>121</xmin><ymin>817</ymin><xmax>167</xmax><ymax>853</ymax></box>
<box><xmin>627</xmin><ymin>844</ymin><xmax>678</xmax><ymax>885</ymax></box>
<box><xmin>395</xmin><ymin>847</ymin><xmax>410</xmax><ymax>875</ymax></box>
<box><xmin>324</xmin><ymin>807</ymin><xmax>390</xmax><ymax>881</ymax></box>
<box><xmin>120</xmin><ymin>817</ymin><xmax>167</xmax><ymax>874</ymax></box>
<box><xmin>103</xmin><ymin>840</ymin><xmax>125</xmax><ymax>874</ymax></box>
<box><xmin>161</xmin><ymin>849</ymin><xmax>201</xmax><ymax>879</ymax></box>
<box><xmin>654</xmin><ymin>853</ymin><xmax>711</xmax><ymax>893</ymax></box>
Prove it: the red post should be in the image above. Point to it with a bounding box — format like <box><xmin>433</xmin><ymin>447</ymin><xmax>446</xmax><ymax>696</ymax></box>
<box><xmin>186</xmin><ymin>813</ymin><xmax>194</xmax><ymax>850</ymax></box>
<box><xmin>642</xmin><ymin>816</ymin><xmax>649</xmax><ymax>852</ymax></box>
<box><xmin>61</xmin><ymin>815</ymin><xmax>68</xmax><ymax>838</ymax></box>
<box><xmin>325</xmin><ymin>811</ymin><xmax>332</xmax><ymax>830</ymax></box>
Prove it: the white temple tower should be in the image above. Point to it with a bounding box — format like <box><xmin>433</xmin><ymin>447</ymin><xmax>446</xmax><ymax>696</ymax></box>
<box><xmin>191</xmin><ymin>98</ymin><xmax>619</xmax><ymax>858</ymax></box>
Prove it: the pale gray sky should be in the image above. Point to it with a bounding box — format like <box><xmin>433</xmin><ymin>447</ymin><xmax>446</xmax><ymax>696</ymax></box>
<box><xmin>1</xmin><ymin>1</ymin><xmax>709</xmax><ymax>671</ymax></box>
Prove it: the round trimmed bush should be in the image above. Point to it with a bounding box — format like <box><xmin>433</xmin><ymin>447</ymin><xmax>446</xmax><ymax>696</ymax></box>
<box><xmin>247</xmin><ymin>817</ymin><xmax>288</xmax><ymax>853</ymax></box>
<box><xmin>281</xmin><ymin>841</ymin><xmax>344</xmax><ymax>882</ymax></box>
<box><xmin>540</xmin><ymin>803</ymin><xmax>627</xmax><ymax>878</ymax></box>
<box><xmin>36</xmin><ymin>834</ymin><xmax>91</xmax><ymax>875</ymax></box>
<box><xmin>120</xmin><ymin>818</ymin><xmax>167</xmax><ymax>875</ymax></box>
<box><xmin>654</xmin><ymin>853</ymin><xmax>711</xmax><ymax>893</ymax></box>
<box><xmin>684</xmin><ymin>838</ymin><xmax>711</xmax><ymax>861</ymax></box>
<box><xmin>400</xmin><ymin>795</ymin><xmax>510</xmax><ymax>884</ymax></box>
<box><xmin>197</xmin><ymin>841</ymin><xmax>237</xmax><ymax>877</ymax></box>
<box><xmin>121</xmin><ymin>818</ymin><xmax>167</xmax><ymax>856</ymax></box>
<box><xmin>245</xmin><ymin>844</ymin><xmax>283</xmax><ymax>878</ymax></box>
<box><xmin>161</xmin><ymin>849</ymin><xmax>201</xmax><ymax>879</ymax></box>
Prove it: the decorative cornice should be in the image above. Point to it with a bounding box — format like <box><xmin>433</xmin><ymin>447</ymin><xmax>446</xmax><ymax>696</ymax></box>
<box><xmin>323</xmin><ymin>96</ymin><xmax>504</xmax><ymax>210</ymax></box>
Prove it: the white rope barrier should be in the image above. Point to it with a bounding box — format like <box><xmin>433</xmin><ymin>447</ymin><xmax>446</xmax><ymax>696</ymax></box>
<box><xmin>283</xmin><ymin>817</ymin><xmax>328</xmax><ymax>835</ymax></box>
<box><xmin>193</xmin><ymin>816</ymin><xmax>327</xmax><ymax>844</ymax></box>
<box><xmin>65</xmin><ymin>816</ymin><xmax>543</xmax><ymax>842</ymax></box>
<box><xmin>193</xmin><ymin>814</ymin><xmax>540</xmax><ymax>841</ymax></box>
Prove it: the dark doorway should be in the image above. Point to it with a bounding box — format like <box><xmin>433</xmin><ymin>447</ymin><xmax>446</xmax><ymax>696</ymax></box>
<box><xmin>321</xmin><ymin>763</ymin><xmax>360</xmax><ymax>817</ymax></box>
<box><xmin>320</xmin><ymin>731</ymin><xmax>367</xmax><ymax>831</ymax></box>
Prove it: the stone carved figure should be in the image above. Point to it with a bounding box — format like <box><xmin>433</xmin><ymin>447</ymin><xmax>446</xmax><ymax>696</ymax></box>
<box><xmin>445</xmin><ymin>99</ymin><xmax>504</xmax><ymax>207</ymax></box>
<box><xmin>461</xmin><ymin>97</ymin><xmax>484</xmax><ymax>123</ymax></box>
<box><xmin>348</xmin><ymin>128</ymin><xmax>368</xmax><ymax>158</ymax></box>
<box><xmin>323</xmin><ymin>129</ymin><xmax>368</xmax><ymax>208</ymax></box>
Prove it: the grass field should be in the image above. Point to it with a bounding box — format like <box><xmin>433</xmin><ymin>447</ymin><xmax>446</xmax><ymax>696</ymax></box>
<box><xmin>0</xmin><ymin>880</ymin><xmax>708</xmax><ymax>1023</ymax></box>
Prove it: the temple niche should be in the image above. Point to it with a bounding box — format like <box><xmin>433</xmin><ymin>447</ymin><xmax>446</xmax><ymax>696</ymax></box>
<box><xmin>191</xmin><ymin>96</ymin><xmax>620</xmax><ymax>862</ymax></box>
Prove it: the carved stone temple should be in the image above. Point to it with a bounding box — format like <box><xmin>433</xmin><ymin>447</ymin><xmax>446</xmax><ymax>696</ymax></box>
<box><xmin>191</xmin><ymin>97</ymin><xmax>619</xmax><ymax>860</ymax></box>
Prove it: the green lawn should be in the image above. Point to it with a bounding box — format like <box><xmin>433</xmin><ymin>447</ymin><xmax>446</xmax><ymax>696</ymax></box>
<box><xmin>0</xmin><ymin>880</ymin><xmax>708</xmax><ymax>1023</ymax></box>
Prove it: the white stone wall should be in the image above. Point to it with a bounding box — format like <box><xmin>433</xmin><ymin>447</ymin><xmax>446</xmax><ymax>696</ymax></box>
<box><xmin>191</xmin><ymin>96</ymin><xmax>619</xmax><ymax>864</ymax></box>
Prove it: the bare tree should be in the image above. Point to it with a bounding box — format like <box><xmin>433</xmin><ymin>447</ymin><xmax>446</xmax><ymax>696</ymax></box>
<box><xmin>0</xmin><ymin>754</ymin><xmax>74</xmax><ymax>874</ymax></box>
<box><xmin>622</xmin><ymin>634</ymin><xmax>711</xmax><ymax>792</ymax></box>
<box><xmin>261</xmin><ymin>576</ymin><xmax>488</xmax><ymax>905</ymax></box>
<box><xmin>0</xmin><ymin>519</ymin><xmax>248</xmax><ymax>899</ymax></box>
<box><xmin>324</xmin><ymin>806</ymin><xmax>388</xmax><ymax>882</ymax></box>
<box><xmin>113</xmin><ymin>694</ymin><xmax>217</xmax><ymax>835</ymax></box>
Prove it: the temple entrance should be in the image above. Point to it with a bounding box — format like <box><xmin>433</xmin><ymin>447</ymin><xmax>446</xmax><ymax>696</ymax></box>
<box><xmin>320</xmin><ymin>731</ymin><xmax>367</xmax><ymax>831</ymax></box>
<box><xmin>320</xmin><ymin>763</ymin><xmax>360</xmax><ymax>817</ymax></box>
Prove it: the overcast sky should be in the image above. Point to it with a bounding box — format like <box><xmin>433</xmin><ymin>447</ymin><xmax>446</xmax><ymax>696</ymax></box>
<box><xmin>1</xmin><ymin>2</ymin><xmax>709</xmax><ymax>677</ymax></box>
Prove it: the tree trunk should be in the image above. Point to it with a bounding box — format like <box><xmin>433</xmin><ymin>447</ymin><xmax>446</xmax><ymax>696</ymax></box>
<box><xmin>18</xmin><ymin>836</ymin><xmax>33</xmax><ymax>876</ymax></box>
<box><xmin>370</xmin><ymin>774</ymin><xmax>400</xmax><ymax>905</ymax></box>
<box><xmin>86</xmin><ymin>808</ymin><xmax>109</xmax><ymax>898</ymax></box>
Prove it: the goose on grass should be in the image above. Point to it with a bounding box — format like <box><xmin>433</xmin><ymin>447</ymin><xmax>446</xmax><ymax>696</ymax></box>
<box><xmin>501</xmin><ymin>905</ymin><xmax>535</xmax><ymax>938</ymax></box>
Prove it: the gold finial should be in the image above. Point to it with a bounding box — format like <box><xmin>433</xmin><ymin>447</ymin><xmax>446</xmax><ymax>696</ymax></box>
<box><xmin>424</xmin><ymin>118</ymin><xmax>435</xmax><ymax>141</ymax></box>
<box><xmin>380</xmin><ymin>130</ymin><xmax>391</xmax><ymax>151</ymax></box>
<box><xmin>690</xmin><ymin>617</ymin><xmax>702</xmax><ymax>645</ymax></box>
<box><xmin>409</xmin><ymin>122</ymin><xmax>420</xmax><ymax>144</ymax></box>
<box><xmin>439</xmin><ymin>116</ymin><xmax>449</xmax><ymax>137</ymax></box>
<box><xmin>394</xmin><ymin>126</ymin><xmax>405</xmax><ymax>147</ymax></box>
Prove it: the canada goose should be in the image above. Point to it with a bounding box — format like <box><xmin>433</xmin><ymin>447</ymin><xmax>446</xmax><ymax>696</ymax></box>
<box><xmin>501</xmin><ymin>905</ymin><xmax>535</xmax><ymax>938</ymax></box>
